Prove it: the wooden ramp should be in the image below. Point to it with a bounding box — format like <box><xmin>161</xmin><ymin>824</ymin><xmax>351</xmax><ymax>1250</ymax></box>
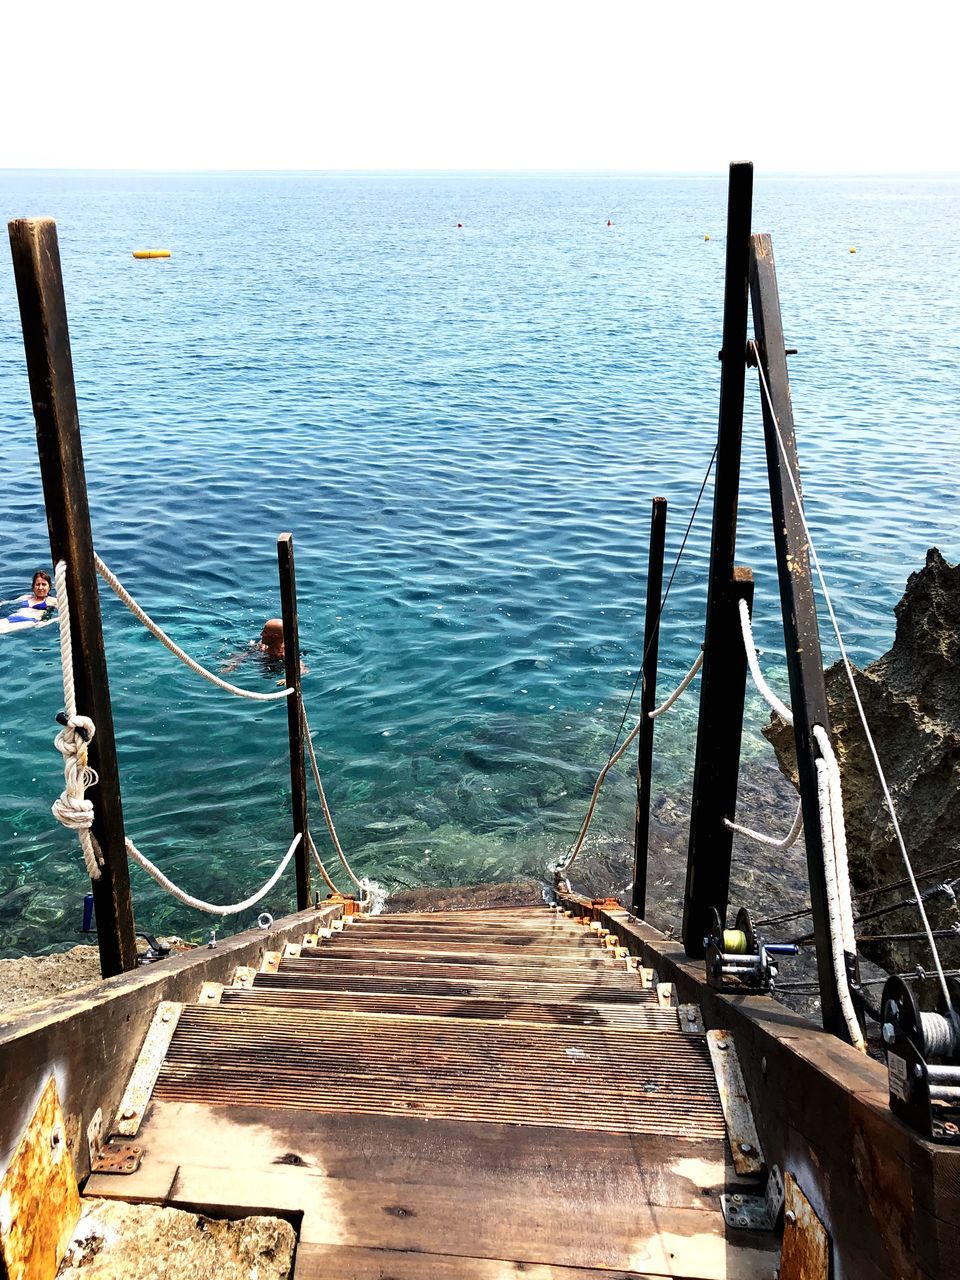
<box><xmin>87</xmin><ymin>907</ymin><xmax>779</xmax><ymax>1278</ymax></box>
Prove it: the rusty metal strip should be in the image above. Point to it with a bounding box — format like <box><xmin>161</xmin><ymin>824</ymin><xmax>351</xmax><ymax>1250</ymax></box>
<box><xmin>656</xmin><ymin>982</ymin><xmax>677</xmax><ymax>1008</ymax></box>
<box><xmin>706</xmin><ymin>1029</ymin><xmax>765</xmax><ymax>1176</ymax></box>
<box><xmin>114</xmin><ymin>1002</ymin><xmax>183</xmax><ymax>1137</ymax></box>
<box><xmin>0</xmin><ymin>1077</ymin><xmax>80</xmax><ymax>1280</ymax></box>
<box><xmin>90</xmin><ymin>1138</ymin><xmax>143</xmax><ymax>1175</ymax></box>
<box><xmin>780</xmin><ymin>1171</ymin><xmax>829</xmax><ymax>1278</ymax></box>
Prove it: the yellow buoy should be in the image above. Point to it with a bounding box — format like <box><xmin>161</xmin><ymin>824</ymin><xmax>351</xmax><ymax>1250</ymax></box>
<box><xmin>132</xmin><ymin>249</ymin><xmax>171</xmax><ymax>260</ymax></box>
<box><xmin>704</xmin><ymin>234</ymin><xmax>710</xmax><ymax>241</ymax></box>
<box><xmin>850</xmin><ymin>247</ymin><xmax>857</xmax><ymax>254</ymax></box>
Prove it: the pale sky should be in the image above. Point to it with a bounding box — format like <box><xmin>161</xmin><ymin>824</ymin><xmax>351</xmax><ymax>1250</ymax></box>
<box><xmin>1</xmin><ymin>0</ymin><xmax>955</xmax><ymax>172</ymax></box>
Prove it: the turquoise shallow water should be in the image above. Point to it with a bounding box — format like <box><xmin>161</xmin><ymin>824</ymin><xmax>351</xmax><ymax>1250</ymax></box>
<box><xmin>1</xmin><ymin>171</ymin><xmax>958</xmax><ymax>956</ymax></box>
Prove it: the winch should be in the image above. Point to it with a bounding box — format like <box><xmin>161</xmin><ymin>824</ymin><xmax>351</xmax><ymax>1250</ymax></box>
<box><xmin>704</xmin><ymin>906</ymin><xmax>798</xmax><ymax>993</ymax></box>
<box><xmin>882</xmin><ymin>974</ymin><xmax>960</xmax><ymax>1144</ymax></box>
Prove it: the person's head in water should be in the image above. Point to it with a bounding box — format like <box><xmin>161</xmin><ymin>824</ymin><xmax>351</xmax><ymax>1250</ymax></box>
<box><xmin>259</xmin><ymin>618</ymin><xmax>284</xmax><ymax>658</ymax></box>
<box><xmin>32</xmin><ymin>570</ymin><xmax>52</xmax><ymax>601</ymax></box>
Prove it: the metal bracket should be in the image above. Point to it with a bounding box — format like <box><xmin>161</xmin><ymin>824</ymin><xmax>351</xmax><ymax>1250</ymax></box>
<box><xmin>91</xmin><ymin>1138</ymin><xmax>143</xmax><ymax>1175</ymax></box>
<box><xmin>260</xmin><ymin>951</ymin><xmax>282</xmax><ymax>973</ymax></box>
<box><xmin>678</xmin><ymin>1005</ymin><xmax>705</xmax><ymax>1034</ymax></box>
<box><xmin>232</xmin><ymin>965</ymin><xmax>256</xmax><ymax>988</ymax></box>
<box><xmin>720</xmin><ymin>1164</ymin><xmax>783</xmax><ymax>1231</ymax></box>
<box><xmin>656</xmin><ymin>982</ymin><xmax>677</xmax><ymax>1009</ymax></box>
<box><xmin>302</xmin><ymin>933</ymin><xmax>319</xmax><ymax>948</ymax></box>
<box><xmin>706</xmin><ymin>1030</ymin><xmax>765</xmax><ymax>1176</ymax></box>
<box><xmin>198</xmin><ymin>981</ymin><xmax>223</xmax><ymax>1005</ymax></box>
<box><xmin>114</xmin><ymin>1001</ymin><xmax>182</xmax><ymax>1136</ymax></box>
<box><xmin>283</xmin><ymin>942</ymin><xmax>301</xmax><ymax>959</ymax></box>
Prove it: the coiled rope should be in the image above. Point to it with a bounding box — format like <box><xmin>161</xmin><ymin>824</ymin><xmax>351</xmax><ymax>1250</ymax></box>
<box><xmin>52</xmin><ymin>560</ymin><xmax>103</xmax><ymax>880</ymax></box>
<box><xmin>754</xmin><ymin>348</ymin><xmax>955</xmax><ymax>1018</ymax></box>
<box><xmin>94</xmin><ymin>554</ymin><xmax>292</xmax><ymax>703</ymax></box>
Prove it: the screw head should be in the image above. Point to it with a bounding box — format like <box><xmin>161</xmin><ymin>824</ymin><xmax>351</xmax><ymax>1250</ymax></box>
<box><xmin>785</xmin><ymin>1209</ymin><xmax>797</xmax><ymax>1226</ymax></box>
<box><xmin>121</xmin><ymin>1107</ymin><xmax>136</xmax><ymax>1120</ymax></box>
<box><xmin>739</xmin><ymin>1142</ymin><xmax>755</xmax><ymax>1155</ymax></box>
<box><xmin>882</xmin><ymin>1022</ymin><xmax>896</xmax><ymax>1045</ymax></box>
<box><xmin>717</xmin><ymin>1040</ymin><xmax>729</xmax><ymax>1051</ymax></box>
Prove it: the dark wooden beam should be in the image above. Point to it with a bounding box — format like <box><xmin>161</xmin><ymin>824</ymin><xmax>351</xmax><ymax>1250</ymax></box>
<box><xmin>8</xmin><ymin>217</ymin><xmax>137</xmax><ymax>977</ymax></box>
<box><xmin>632</xmin><ymin>497</ymin><xmax>667</xmax><ymax>918</ymax></box>
<box><xmin>683</xmin><ymin>162</ymin><xmax>754</xmax><ymax>956</ymax></box>
<box><xmin>278</xmin><ymin>533</ymin><xmax>310</xmax><ymax>910</ymax></box>
<box><xmin>748</xmin><ymin>232</ymin><xmax>853</xmax><ymax>1040</ymax></box>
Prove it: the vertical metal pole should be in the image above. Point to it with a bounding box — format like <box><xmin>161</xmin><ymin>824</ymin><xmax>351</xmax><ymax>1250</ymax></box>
<box><xmin>277</xmin><ymin>532</ymin><xmax>310</xmax><ymax>910</ymax></box>
<box><xmin>632</xmin><ymin>497</ymin><xmax>667</xmax><ymax>918</ymax></box>
<box><xmin>683</xmin><ymin>162</ymin><xmax>755</xmax><ymax>957</ymax></box>
<box><xmin>748</xmin><ymin>233</ymin><xmax>853</xmax><ymax>1039</ymax></box>
<box><xmin>8</xmin><ymin>217</ymin><xmax>138</xmax><ymax>977</ymax></box>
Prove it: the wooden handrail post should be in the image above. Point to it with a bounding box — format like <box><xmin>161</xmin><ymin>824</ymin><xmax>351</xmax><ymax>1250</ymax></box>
<box><xmin>682</xmin><ymin>162</ymin><xmax>754</xmax><ymax>957</ymax></box>
<box><xmin>8</xmin><ymin>217</ymin><xmax>138</xmax><ymax>977</ymax></box>
<box><xmin>748</xmin><ymin>233</ymin><xmax>855</xmax><ymax>1040</ymax></box>
<box><xmin>631</xmin><ymin>497</ymin><xmax>667</xmax><ymax>918</ymax></box>
<box><xmin>277</xmin><ymin>533</ymin><xmax>310</xmax><ymax>910</ymax></box>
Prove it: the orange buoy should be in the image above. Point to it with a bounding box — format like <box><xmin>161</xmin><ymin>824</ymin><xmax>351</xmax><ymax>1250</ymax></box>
<box><xmin>132</xmin><ymin>249</ymin><xmax>171</xmax><ymax>259</ymax></box>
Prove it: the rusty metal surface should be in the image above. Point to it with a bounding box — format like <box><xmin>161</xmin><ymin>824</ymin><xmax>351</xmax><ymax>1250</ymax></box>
<box><xmin>678</xmin><ymin>1004</ymin><xmax>705</xmax><ymax>1034</ymax></box>
<box><xmin>155</xmin><ymin>1006</ymin><xmax>724</xmax><ymax>1138</ymax></box>
<box><xmin>0</xmin><ymin>1076</ymin><xmax>80</xmax><ymax>1280</ymax></box>
<box><xmin>780</xmin><ymin>1171</ymin><xmax>829</xmax><ymax>1280</ymax></box>
<box><xmin>90</xmin><ymin>1137</ymin><xmax>143</xmax><ymax>1175</ymax></box>
<box><xmin>706</xmin><ymin>1030</ymin><xmax>764</xmax><ymax>1176</ymax></box>
<box><xmin>114</xmin><ymin>1001</ymin><xmax>183</xmax><ymax>1137</ymax></box>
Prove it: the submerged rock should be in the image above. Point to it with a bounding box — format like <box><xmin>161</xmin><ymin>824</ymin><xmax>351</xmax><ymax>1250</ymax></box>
<box><xmin>764</xmin><ymin>548</ymin><xmax>960</xmax><ymax>976</ymax></box>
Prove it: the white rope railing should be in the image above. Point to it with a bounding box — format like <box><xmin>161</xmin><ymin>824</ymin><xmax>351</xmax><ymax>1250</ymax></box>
<box><xmin>724</xmin><ymin>799</ymin><xmax>804</xmax><ymax>851</ymax></box>
<box><xmin>308</xmin><ymin>831</ymin><xmax>341</xmax><ymax>895</ymax></box>
<box><xmin>648</xmin><ymin>650</ymin><xmax>703</xmax><ymax>719</ymax></box>
<box><xmin>738</xmin><ymin>597</ymin><xmax>793</xmax><ymax>725</ymax></box>
<box><xmin>94</xmin><ymin>554</ymin><xmax>292</xmax><ymax>703</ymax></box>
<box><xmin>754</xmin><ymin>351</ymin><xmax>954</xmax><ymax>1016</ymax></box>
<box><xmin>125</xmin><ymin>832</ymin><xmax>301</xmax><ymax>916</ymax></box>
<box><xmin>51</xmin><ymin>561</ymin><xmax>103</xmax><ymax>880</ymax></box>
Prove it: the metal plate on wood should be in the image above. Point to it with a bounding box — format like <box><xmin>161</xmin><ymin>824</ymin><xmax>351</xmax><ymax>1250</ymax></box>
<box><xmin>0</xmin><ymin>1076</ymin><xmax>80</xmax><ymax>1280</ymax></box>
<box><xmin>780</xmin><ymin>1171</ymin><xmax>829</xmax><ymax>1279</ymax></box>
<box><xmin>302</xmin><ymin>933</ymin><xmax>319</xmax><ymax>948</ymax></box>
<box><xmin>656</xmin><ymin>982</ymin><xmax>677</xmax><ymax>1008</ymax></box>
<box><xmin>261</xmin><ymin>951</ymin><xmax>282</xmax><ymax>973</ymax></box>
<box><xmin>232</xmin><ymin>965</ymin><xmax>256</xmax><ymax>988</ymax></box>
<box><xmin>198</xmin><ymin>982</ymin><xmax>223</xmax><ymax>1005</ymax></box>
<box><xmin>706</xmin><ymin>1030</ymin><xmax>764</xmax><ymax>1176</ymax></box>
<box><xmin>283</xmin><ymin>942</ymin><xmax>302</xmax><ymax>959</ymax></box>
<box><xmin>678</xmin><ymin>1005</ymin><xmax>705</xmax><ymax>1034</ymax></box>
<box><xmin>91</xmin><ymin>1138</ymin><xmax>143</xmax><ymax>1175</ymax></box>
<box><xmin>114</xmin><ymin>1001</ymin><xmax>183</xmax><ymax>1136</ymax></box>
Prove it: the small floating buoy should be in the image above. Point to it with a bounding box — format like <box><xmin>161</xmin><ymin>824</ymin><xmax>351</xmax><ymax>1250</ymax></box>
<box><xmin>704</xmin><ymin>234</ymin><xmax>710</xmax><ymax>241</ymax></box>
<box><xmin>607</xmin><ymin>219</ymin><xmax>613</xmax><ymax>227</ymax></box>
<box><xmin>132</xmin><ymin>249</ymin><xmax>171</xmax><ymax>260</ymax></box>
<box><xmin>456</xmin><ymin>222</ymin><xmax>463</xmax><ymax>229</ymax></box>
<box><xmin>850</xmin><ymin>247</ymin><xmax>857</xmax><ymax>254</ymax></box>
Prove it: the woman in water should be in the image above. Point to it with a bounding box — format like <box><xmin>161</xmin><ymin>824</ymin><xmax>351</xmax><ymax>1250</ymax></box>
<box><xmin>2</xmin><ymin>570</ymin><xmax>58</xmax><ymax>626</ymax></box>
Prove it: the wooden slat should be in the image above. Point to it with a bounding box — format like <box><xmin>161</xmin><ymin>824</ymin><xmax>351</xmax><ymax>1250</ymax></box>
<box><xmin>278</xmin><ymin>956</ymin><xmax>639</xmax><ymax>986</ymax></box>
<box><xmin>252</xmin><ymin>969</ymin><xmax>652</xmax><ymax>1004</ymax></box>
<box><xmin>303</xmin><ymin>943</ymin><xmax>616</xmax><ymax>968</ymax></box>
<box><xmin>293</xmin><ymin>1245</ymin><xmax>654</xmax><ymax>1279</ymax></box>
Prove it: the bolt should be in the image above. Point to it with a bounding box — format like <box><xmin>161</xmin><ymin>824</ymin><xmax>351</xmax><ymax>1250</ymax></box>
<box><xmin>785</xmin><ymin>1209</ymin><xmax>797</xmax><ymax>1226</ymax></box>
<box><xmin>121</xmin><ymin>1107</ymin><xmax>136</xmax><ymax>1121</ymax></box>
<box><xmin>739</xmin><ymin>1142</ymin><xmax>755</xmax><ymax>1155</ymax></box>
<box><xmin>732</xmin><ymin>1194</ymin><xmax>742</xmax><ymax>1203</ymax></box>
<box><xmin>717</xmin><ymin>1040</ymin><xmax>729</xmax><ymax>1051</ymax></box>
<box><xmin>161</xmin><ymin>1010</ymin><xmax>172</xmax><ymax>1023</ymax></box>
<box><xmin>882</xmin><ymin>1022</ymin><xmax>896</xmax><ymax>1045</ymax></box>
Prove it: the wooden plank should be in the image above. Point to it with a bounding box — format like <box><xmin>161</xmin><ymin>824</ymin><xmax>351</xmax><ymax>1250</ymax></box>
<box><xmin>292</xmin><ymin>1243</ymin><xmax>716</xmax><ymax>1279</ymax></box>
<box><xmin>0</xmin><ymin>903</ymin><xmax>342</xmax><ymax>1184</ymax></box>
<box><xmin>302</xmin><ymin>943</ymin><xmax>615</xmax><ymax>968</ymax></box>
<box><xmin>748</xmin><ymin>231</ymin><xmax>851</xmax><ymax>1037</ymax></box>
<box><xmin>683</xmin><ymin>161</ymin><xmax>754</xmax><ymax>958</ymax></box>
<box><xmin>278</xmin><ymin>532</ymin><xmax>310</xmax><ymax>908</ymax></box>
<box><xmin>279</xmin><ymin>957</ymin><xmax>638</xmax><ymax>986</ymax></box>
<box><xmin>633</xmin><ymin>495</ymin><xmax>667</xmax><ymax>918</ymax></box>
<box><xmin>8</xmin><ymin>216</ymin><xmax>137</xmax><ymax>977</ymax></box>
<box><xmin>156</xmin><ymin>1163</ymin><xmax>776</xmax><ymax>1279</ymax></box>
<box><xmin>253</xmin><ymin>969</ymin><xmax>653</xmax><ymax>1005</ymax></box>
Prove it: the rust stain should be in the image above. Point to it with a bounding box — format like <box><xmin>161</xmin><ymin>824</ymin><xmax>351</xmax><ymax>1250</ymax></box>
<box><xmin>0</xmin><ymin>1077</ymin><xmax>81</xmax><ymax>1280</ymax></box>
<box><xmin>780</xmin><ymin>1171</ymin><xmax>829</xmax><ymax>1280</ymax></box>
<box><xmin>851</xmin><ymin>1113</ymin><xmax>916</xmax><ymax>1279</ymax></box>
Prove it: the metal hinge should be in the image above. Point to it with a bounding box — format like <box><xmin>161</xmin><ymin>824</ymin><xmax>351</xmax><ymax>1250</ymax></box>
<box><xmin>91</xmin><ymin>1138</ymin><xmax>143</xmax><ymax>1175</ymax></box>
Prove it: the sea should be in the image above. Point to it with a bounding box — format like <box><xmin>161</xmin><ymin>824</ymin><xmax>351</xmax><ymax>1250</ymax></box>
<box><xmin>1</xmin><ymin>171</ymin><xmax>958</xmax><ymax>958</ymax></box>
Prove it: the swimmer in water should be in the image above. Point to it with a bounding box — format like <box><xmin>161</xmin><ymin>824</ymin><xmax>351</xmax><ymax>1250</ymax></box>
<box><xmin>259</xmin><ymin>618</ymin><xmax>285</xmax><ymax>658</ymax></box>
<box><xmin>220</xmin><ymin>618</ymin><xmax>307</xmax><ymax>677</ymax></box>
<box><xmin>2</xmin><ymin>570</ymin><xmax>58</xmax><ymax>625</ymax></box>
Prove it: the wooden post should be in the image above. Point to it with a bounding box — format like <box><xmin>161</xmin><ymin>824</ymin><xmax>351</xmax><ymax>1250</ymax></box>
<box><xmin>277</xmin><ymin>533</ymin><xmax>310</xmax><ymax>910</ymax></box>
<box><xmin>631</xmin><ymin>498</ymin><xmax>667</xmax><ymax>918</ymax></box>
<box><xmin>8</xmin><ymin>218</ymin><xmax>138</xmax><ymax>977</ymax></box>
<box><xmin>748</xmin><ymin>233</ymin><xmax>853</xmax><ymax>1039</ymax></box>
<box><xmin>682</xmin><ymin>162</ymin><xmax>754</xmax><ymax>957</ymax></box>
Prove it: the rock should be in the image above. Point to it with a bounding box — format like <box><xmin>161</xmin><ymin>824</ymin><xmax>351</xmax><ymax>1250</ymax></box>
<box><xmin>764</xmin><ymin>548</ymin><xmax>960</xmax><ymax>976</ymax></box>
<box><xmin>58</xmin><ymin>1199</ymin><xmax>296</xmax><ymax>1280</ymax></box>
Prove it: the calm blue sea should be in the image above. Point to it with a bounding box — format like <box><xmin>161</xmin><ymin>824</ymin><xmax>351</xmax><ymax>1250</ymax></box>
<box><xmin>1</xmin><ymin>171</ymin><xmax>958</xmax><ymax>957</ymax></box>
